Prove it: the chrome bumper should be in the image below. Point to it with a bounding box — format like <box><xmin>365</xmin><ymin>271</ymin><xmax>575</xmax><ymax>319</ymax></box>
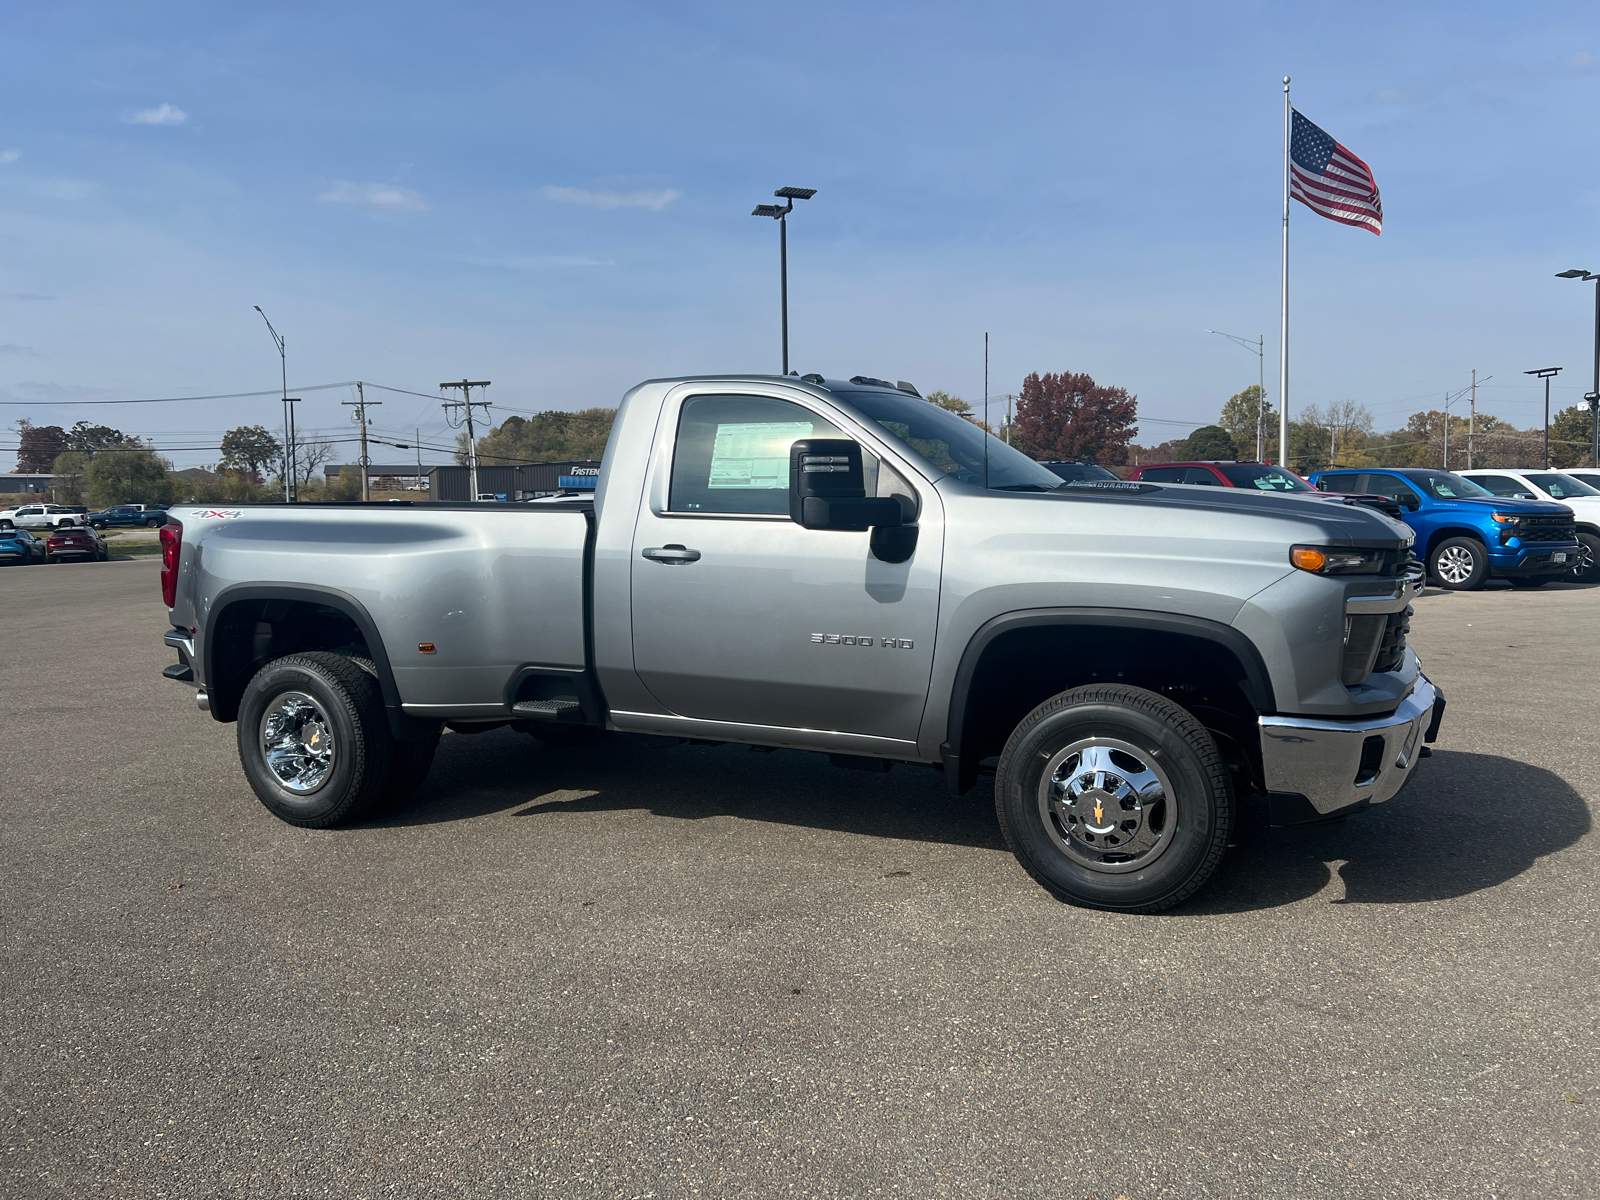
<box><xmin>1258</xmin><ymin>674</ymin><xmax>1443</xmax><ymax>815</ymax></box>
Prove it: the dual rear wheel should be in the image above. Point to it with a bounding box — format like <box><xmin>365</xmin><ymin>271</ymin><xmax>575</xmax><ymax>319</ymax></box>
<box><xmin>236</xmin><ymin>652</ymin><xmax>438</xmax><ymax>827</ymax></box>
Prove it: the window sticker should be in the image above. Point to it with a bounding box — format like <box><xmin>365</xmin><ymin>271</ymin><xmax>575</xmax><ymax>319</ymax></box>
<box><xmin>707</xmin><ymin>421</ymin><xmax>813</xmax><ymax>490</ymax></box>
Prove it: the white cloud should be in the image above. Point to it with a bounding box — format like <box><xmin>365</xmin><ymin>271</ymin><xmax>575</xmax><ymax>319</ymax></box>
<box><xmin>316</xmin><ymin>180</ymin><xmax>429</xmax><ymax>212</ymax></box>
<box><xmin>0</xmin><ymin>149</ymin><xmax>19</xmax><ymax>165</ymax></box>
<box><xmin>542</xmin><ymin>185</ymin><xmax>680</xmax><ymax>211</ymax></box>
<box><xmin>126</xmin><ymin>103</ymin><xmax>187</xmax><ymax>126</ymax></box>
<box><xmin>0</xmin><ymin>344</ymin><xmax>43</xmax><ymax>357</ymax></box>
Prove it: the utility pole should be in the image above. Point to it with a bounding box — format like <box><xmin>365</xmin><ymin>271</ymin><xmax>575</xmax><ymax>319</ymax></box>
<box><xmin>342</xmin><ymin>382</ymin><xmax>381</xmax><ymax>502</ymax></box>
<box><xmin>1442</xmin><ymin>394</ymin><xmax>1448</xmax><ymax>471</ymax></box>
<box><xmin>440</xmin><ymin>379</ymin><xmax>492</xmax><ymax>500</ymax></box>
<box><xmin>1469</xmin><ymin>369</ymin><xmax>1476</xmax><ymax>470</ymax></box>
<box><xmin>416</xmin><ymin>429</ymin><xmax>423</xmax><ymax>494</ymax></box>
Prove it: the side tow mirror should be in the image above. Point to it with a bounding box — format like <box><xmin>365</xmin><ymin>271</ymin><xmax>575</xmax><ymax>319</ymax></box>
<box><xmin>1398</xmin><ymin>494</ymin><xmax>1420</xmax><ymax>511</ymax></box>
<box><xmin>790</xmin><ymin>439</ymin><xmax>918</xmax><ymax>563</ymax></box>
<box><xmin>789</xmin><ymin>439</ymin><xmax>900</xmax><ymax>531</ymax></box>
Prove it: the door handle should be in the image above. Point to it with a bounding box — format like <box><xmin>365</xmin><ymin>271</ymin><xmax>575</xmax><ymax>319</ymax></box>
<box><xmin>641</xmin><ymin>544</ymin><xmax>702</xmax><ymax>564</ymax></box>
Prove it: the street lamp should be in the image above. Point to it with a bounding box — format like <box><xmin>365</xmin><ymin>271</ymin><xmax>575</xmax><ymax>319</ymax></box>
<box><xmin>1525</xmin><ymin>367</ymin><xmax>1562</xmax><ymax>469</ymax></box>
<box><xmin>1205</xmin><ymin>329</ymin><xmax>1267</xmax><ymax>462</ymax></box>
<box><xmin>1556</xmin><ymin>269</ymin><xmax>1600</xmax><ymax>468</ymax></box>
<box><xmin>253</xmin><ymin>306</ymin><xmax>298</xmax><ymax>501</ymax></box>
<box><xmin>751</xmin><ymin>186</ymin><xmax>816</xmax><ymax>375</ymax></box>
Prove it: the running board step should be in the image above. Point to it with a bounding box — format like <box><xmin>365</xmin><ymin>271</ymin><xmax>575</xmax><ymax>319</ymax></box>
<box><xmin>511</xmin><ymin>697</ymin><xmax>584</xmax><ymax>724</ymax></box>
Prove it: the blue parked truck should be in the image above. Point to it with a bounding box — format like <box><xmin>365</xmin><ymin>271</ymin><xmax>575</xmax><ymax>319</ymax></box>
<box><xmin>1309</xmin><ymin>467</ymin><xmax>1578</xmax><ymax>590</ymax></box>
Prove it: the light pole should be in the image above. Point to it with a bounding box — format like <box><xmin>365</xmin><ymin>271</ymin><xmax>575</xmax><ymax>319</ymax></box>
<box><xmin>253</xmin><ymin>306</ymin><xmax>297</xmax><ymax>501</ymax></box>
<box><xmin>1206</xmin><ymin>329</ymin><xmax>1267</xmax><ymax>461</ymax></box>
<box><xmin>751</xmin><ymin>186</ymin><xmax>816</xmax><ymax>375</ymax></box>
<box><xmin>1525</xmin><ymin>367</ymin><xmax>1562</xmax><ymax>469</ymax></box>
<box><xmin>1556</xmin><ymin>269</ymin><xmax>1600</xmax><ymax>468</ymax></box>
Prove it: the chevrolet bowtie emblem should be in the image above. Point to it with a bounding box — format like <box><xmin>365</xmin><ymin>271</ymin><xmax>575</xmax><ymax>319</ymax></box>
<box><xmin>1093</xmin><ymin>797</ymin><xmax>1104</xmax><ymax>824</ymax></box>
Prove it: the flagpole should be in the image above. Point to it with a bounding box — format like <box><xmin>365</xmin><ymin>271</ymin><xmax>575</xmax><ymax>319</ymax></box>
<box><xmin>1279</xmin><ymin>76</ymin><xmax>1291</xmax><ymax>469</ymax></box>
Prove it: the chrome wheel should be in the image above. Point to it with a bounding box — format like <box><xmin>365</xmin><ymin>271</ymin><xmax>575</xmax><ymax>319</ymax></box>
<box><xmin>1435</xmin><ymin>544</ymin><xmax>1476</xmax><ymax>585</ymax></box>
<box><xmin>1037</xmin><ymin>738</ymin><xmax>1177</xmax><ymax>874</ymax></box>
<box><xmin>259</xmin><ymin>691</ymin><xmax>336</xmax><ymax>794</ymax></box>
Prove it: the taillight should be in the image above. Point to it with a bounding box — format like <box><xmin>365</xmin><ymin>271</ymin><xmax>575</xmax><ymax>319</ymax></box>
<box><xmin>159</xmin><ymin>522</ymin><xmax>182</xmax><ymax>608</ymax></box>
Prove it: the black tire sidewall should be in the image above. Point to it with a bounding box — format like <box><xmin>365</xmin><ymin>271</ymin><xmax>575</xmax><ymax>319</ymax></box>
<box><xmin>995</xmin><ymin>689</ymin><xmax>1229</xmax><ymax>912</ymax></box>
<box><xmin>236</xmin><ymin>654</ymin><xmax>391</xmax><ymax>827</ymax></box>
<box><xmin>1574</xmin><ymin>532</ymin><xmax>1600</xmax><ymax>584</ymax></box>
<box><xmin>1430</xmin><ymin>537</ymin><xmax>1488</xmax><ymax>590</ymax></box>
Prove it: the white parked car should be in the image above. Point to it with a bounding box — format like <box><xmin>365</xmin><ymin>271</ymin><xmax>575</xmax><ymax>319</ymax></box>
<box><xmin>0</xmin><ymin>503</ymin><xmax>85</xmax><ymax>530</ymax></box>
<box><xmin>1458</xmin><ymin>469</ymin><xmax>1600</xmax><ymax>583</ymax></box>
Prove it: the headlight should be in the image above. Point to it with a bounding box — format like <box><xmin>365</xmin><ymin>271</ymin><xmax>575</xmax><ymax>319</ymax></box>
<box><xmin>1290</xmin><ymin>545</ymin><xmax>1386</xmax><ymax>575</ymax></box>
<box><xmin>1490</xmin><ymin>512</ymin><xmax>1524</xmax><ymax>525</ymax></box>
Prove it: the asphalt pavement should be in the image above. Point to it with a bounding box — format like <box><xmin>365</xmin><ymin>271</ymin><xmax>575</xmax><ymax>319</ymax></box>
<box><xmin>2</xmin><ymin>559</ymin><xmax>1596</xmax><ymax>1198</ymax></box>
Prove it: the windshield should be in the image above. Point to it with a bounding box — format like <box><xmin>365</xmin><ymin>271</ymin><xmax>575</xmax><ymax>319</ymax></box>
<box><xmin>1408</xmin><ymin>470</ymin><xmax>1492</xmax><ymax>500</ymax></box>
<box><xmin>1217</xmin><ymin>464</ymin><xmax>1314</xmax><ymax>492</ymax></box>
<box><xmin>1041</xmin><ymin>462</ymin><xmax>1120</xmax><ymax>482</ymax></box>
<box><xmin>834</xmin><ymin>389</ymin><xmax>1068</xmax><ymax>491</ymax></box>
<box><xmin>1526</xmin><ymin>472</ymin><xmax>1600</xmax><ymax>499</ymax></box>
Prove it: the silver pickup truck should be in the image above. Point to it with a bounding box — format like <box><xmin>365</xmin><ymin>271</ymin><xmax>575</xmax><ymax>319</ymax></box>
<box><xmin>159</xmin><ymin>374</ymin><xmax>1444</xmax><ymax>911</ymax></box>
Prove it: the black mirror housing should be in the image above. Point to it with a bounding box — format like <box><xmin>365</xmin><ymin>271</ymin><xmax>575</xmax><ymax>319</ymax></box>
<box><xmin>789</xmin><ymin>439</ymin><xmax>902</xmax><ymax>532</ymax></box>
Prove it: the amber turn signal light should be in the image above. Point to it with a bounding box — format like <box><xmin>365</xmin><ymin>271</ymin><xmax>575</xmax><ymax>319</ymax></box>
<box><xmin>417</xmin><ymin>642</ymin><xmax>436</xmax><ymax>654</ymax></box>
<box><xmin>1290</xmin><ymin>547</ymin><xmax>1326</xmax><ymax>571</ymax></box>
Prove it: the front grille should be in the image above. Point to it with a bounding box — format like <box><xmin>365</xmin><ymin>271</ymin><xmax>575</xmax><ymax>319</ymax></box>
<box><xmin>1373</xmin><ymin>548</ymin><xmax>1417</xmax><ymax>577</ymax></box>
<box><xmin>1518</xmin><ymin>513</ymin><xmax>1576</xmax><ymax>543</ymax></box>
<box><xmin>1372</xmin><ymin>604</ymin><xmax>1411</xmax><ymax>675</ymax></box>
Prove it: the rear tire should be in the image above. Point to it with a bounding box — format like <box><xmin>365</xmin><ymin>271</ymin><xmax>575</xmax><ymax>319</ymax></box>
<box><xmin>236</xmin><ymin>652</ymin><xmax>395</xmax><ymax>827</ymax></box>
<box><xmin>145</xmin><ymin>518</ymin><xmax>160</xmax><ymax>528</ymax></box>
<box><xmin>994</xmin><ymin>684</ymin><xmax>1233</xmax><ymax>913</ymax></box>
<box><xmin>1429</xmin><ymin>537</ymin><xmax>1488</xmax><ymax>590</ymax></box>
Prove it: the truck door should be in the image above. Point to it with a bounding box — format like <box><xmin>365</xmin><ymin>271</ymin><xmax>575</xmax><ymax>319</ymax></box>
<box><xmin>628</xmin><ymin>390</ymin><xmax>942</xmax><ymax>743</ymax></box>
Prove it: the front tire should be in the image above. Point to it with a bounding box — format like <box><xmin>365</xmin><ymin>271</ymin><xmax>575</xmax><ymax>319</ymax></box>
<box><xmin>1572</xmin><ymin>532</ymin><xmax>1600</xmax><ymax>584</ymax></box>
<box><xmin>236</xmin><ymin>652</ymin><xmax>395</xmax><ymax>827</ymax></box>
<box><xmin>994</xmin><ymin>684</ymin><xmax>1233</xmax><ymax>913</ymax></box>
<box><xmin>1429</xmin><ymin>537</ymin><xmax>1488</xmax><ymax>590</ymax></box>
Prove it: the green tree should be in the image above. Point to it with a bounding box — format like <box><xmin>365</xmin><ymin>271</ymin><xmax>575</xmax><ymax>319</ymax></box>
<box><xmin>1218</xmin><ymin>386</ymin><xmax>1273</xmax><ymax>460</ymax></box>
<box><xmin>470</xmin><ymin>408</ymin><xmax>616</xmax><ymax>466</ymax></box>
<box><xmin>63</xmin><ymin>421</ymin><xmax>131</xmax><ymax>456</ymax></box>
<box><xmin>1552</xmin><ymin>404</ymin><xmax>1597</xmax><ymax>468</ymax></box>
<box><xmin>82</xmin><ymin>448</ymin><xmax>175</xmax><ymax>508</ymax></box>
<box><xmin>219</xmin><ymin>425</ymin><xmax>283</xmax><ymax>480</ymax></box>
<box><xmin>1180</xmin><ymin>425</ymin><xmax>1237</xmax><ymax>460</ymax></box>
<box><xmin>924</xmin><ymin>390</ymin><xmax>971</xmax><ymax>416</ymax></box>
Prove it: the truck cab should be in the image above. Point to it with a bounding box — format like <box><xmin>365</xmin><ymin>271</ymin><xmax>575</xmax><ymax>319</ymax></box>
<box><xmin>1309</xmin><ymin>467</ymin><xmax>1579</xmax><ymax>590</ymax></box>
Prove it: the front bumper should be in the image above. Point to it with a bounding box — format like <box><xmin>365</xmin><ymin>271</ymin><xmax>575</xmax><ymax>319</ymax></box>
<box><xmin>1490</xmin><ymin>541</ymin><xmax>1582</xmax><ymax>578</ymax></box>
<box><xmin>1258</xmin><ymin>673</ymin><xmax>1444</xmax><ymax>815</ymax></box>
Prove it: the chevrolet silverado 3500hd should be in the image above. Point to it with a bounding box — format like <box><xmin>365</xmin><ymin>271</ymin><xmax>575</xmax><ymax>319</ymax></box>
<box><xmin>160</xmin><ymin>374</ymin><xmax>1445</xmax><ymax>911</ymax></box>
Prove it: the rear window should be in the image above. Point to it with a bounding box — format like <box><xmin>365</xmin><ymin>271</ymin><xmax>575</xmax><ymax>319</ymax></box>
<box><xmin>1217</xmin><ymin>464</ymin><xmax>1313</xmax><ymax>491</ymax></box>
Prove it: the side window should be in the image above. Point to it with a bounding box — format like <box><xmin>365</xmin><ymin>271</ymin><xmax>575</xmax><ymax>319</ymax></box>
<box><xmin>668</xmin><ymin>394</ymin><xmax>846</xmax><ymax>515</ymax></box>
<box><xmin>1472</xmin><ymin>474</ymin><xmax>1525</xmax><ymax>498</ymax></box>
<box><xmin>1183</xmin><ymin>467</ymin><xmax>1222</xmax><ymax>485</ymax></box>
<box><xmin>1363</xmin><ymin>474</ymin><xmax>1420</xmax><ymax>506</ymax></box>
<box><xmin>1139</xmin><ymin>467</ymin><xmax>1185</xmax><ymax>483</ymax></box>
<box><xmin>1317</xmin><ymin>473</ymin><xmax>1364</xmax><ymax>494</ymax></box>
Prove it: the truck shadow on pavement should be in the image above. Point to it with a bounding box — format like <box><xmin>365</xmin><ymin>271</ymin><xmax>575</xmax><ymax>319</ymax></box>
<box><xmin>372</xmin><ymin>730</ymin><xmax>1010</xmax><ymax>850</ymax></box>
<box><xmin>1189</xmin><ymin>749</ymin><xmax>1591</xmax><ymax>912</ymax></box>
<box><xmin>375</xmin><ymin>739</ymin><xmax>1588</xmax><ymax>911</ymax></box>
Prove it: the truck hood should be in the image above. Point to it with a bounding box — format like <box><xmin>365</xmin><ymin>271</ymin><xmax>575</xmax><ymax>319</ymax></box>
<box><xmin>1428</xmin><ymin>496</ymin><xmax>1572</xmax><ymax>516</ymax></box>
<box><xmin>937</xmin><ymin>477</ymin><xmax>1413</xmax><ymax>546</ymax></box>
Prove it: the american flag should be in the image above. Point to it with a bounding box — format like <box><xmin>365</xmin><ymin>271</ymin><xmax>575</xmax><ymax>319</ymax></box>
<box><xmin>1290</xmin><ymin>110</ymin><xmax>1382</xmax><ymax>235</ymax></box>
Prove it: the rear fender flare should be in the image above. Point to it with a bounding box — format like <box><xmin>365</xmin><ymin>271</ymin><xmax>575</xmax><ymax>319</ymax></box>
<box><xmin>205</xmin><ymin>583</ymin><xmax>405</xmax><ymax>738</ymax></box>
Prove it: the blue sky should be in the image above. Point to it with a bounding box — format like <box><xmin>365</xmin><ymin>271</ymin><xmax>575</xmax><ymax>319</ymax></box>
<box><xmin>2</xmin><ymin>1</ymin><xmax>1597</xmax><ymax>471</ymax></box>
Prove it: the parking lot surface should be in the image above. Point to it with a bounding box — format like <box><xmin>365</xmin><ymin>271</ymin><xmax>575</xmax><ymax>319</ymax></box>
<box><xmin>3</xmin><ymin>560</ymin><xmax>1596</xmax><ymax>1198</ymax></box>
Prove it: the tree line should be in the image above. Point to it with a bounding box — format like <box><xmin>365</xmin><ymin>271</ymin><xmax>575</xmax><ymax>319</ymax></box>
<box><xmin>1140</xmin><ymin>386</ymin><xmax>1598</xmax><ymax>473</ymax></box>
<box><xmin>9</xmin><ymin>419</ymin><xmax>362</xmax><ymax>506</ymax></box>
